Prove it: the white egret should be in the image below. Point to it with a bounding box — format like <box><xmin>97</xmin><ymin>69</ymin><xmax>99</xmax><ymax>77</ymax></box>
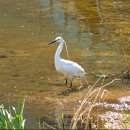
<box><xmin>49</xmin><ymin>36</ymin><xmax>87</xmax><ymax>88</ymax></box>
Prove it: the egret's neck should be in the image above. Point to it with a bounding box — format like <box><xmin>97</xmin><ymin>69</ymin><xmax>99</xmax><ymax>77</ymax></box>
<box><xmin>55</xmin><ymin>41</ymin><xmax>64</xmax><ymax>61</ymax></box>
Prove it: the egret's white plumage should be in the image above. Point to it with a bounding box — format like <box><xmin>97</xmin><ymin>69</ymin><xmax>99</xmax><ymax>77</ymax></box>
<box><xmin>49</xmin><ymin>36</ymin><xmax>86</xmax><ymax>88</ymax></box>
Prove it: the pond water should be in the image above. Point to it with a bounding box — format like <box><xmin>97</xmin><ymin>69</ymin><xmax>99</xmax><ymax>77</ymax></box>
<box><xmin>0</xmin><ymin>0</ymin><xmax>130</xmax><ymax>129</ymax></box>
<box><xmin>99</xmin><ymin>96</ymin><xmax>130</xmax><ymax>129</ymax></box>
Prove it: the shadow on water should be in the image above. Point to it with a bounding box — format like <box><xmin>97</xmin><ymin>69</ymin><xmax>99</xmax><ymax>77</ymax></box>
<box><xmin>0</xmin><ymin>0</ymin><xmax>130</xmax><ymax>129</ymax></box>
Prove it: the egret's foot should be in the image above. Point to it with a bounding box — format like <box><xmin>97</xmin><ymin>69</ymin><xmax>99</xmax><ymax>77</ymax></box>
<box><xmin>65</xmin><ymin>79</ymin><xmax>73</xmax><ymax>89</ymax></box>
<box><xmin>65</xmin><ymin>78</ymin><xmax>69</xmax><ymax>88</ymax></box>
<box><xmin>70</xmin><ymin>81</ymin><xmax>72</xmax><ymax>88</ymax></box>
<box><xmin>66</xmin><ymin>87</ymin><xmax>71</xmax><ymax>94</ymax></box>
<box><xmin>65</xmin><ymin>78</ymin><xmax>68</xmax><ymax>85</ymax></box>
<box><xmin>59</xmin><ymin>90</ymin><xmax>69</xmax><ymax>96</ymax></box>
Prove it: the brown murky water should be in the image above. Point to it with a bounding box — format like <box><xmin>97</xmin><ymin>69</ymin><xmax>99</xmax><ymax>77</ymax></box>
<box><xmin>0</xmin><ymin>0</ymin><xmax>130</xmax><ymax>129</ymax></box>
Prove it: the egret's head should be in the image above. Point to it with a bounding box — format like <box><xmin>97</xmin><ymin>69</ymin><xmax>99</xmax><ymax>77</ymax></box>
<box><xmin>49</xmin><ymin>36</ymin><xmax>64</xmax><ymax>44</ymax></box>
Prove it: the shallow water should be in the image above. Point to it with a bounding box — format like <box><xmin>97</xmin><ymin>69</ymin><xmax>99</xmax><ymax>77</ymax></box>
<box><xmin>0</xmin><ymin>0</ymin><xmax>130</xmax><ymax>129</ymax></box>
<box><xmin>98</xmin><ymin>96</ymin><xmax>130</xmax><ymax>129</ymax></box>
<box><xmin>99</xmin><ymin>111</ymin><xmax>130</xmax><ymax>129</ymax></box>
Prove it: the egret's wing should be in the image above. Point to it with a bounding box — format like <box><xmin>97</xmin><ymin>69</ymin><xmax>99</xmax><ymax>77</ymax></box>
<box><xmin>61</xmin><ymin>59</ymin><xmax>85</xmax><ymax>75</ymax></box>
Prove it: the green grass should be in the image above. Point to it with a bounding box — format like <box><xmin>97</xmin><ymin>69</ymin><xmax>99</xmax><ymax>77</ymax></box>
<box><xmin>0</xmin><ymin>97</ymin><xmax>26</xmax><ymax>130</ymax></box>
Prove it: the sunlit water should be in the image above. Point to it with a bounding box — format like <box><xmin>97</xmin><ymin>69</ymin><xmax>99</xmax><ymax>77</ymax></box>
<box><xmin>98</xmin><ymin>96</ymin><xmax>130</xmax><ymax>129</ymax></box>
<box><xmin>99</xmin><ymin>111</ymin><xmax>130</xmax><ymax>129</ymax></box>
<box><xmin>0</xmin><ymin>0</ymin><xmax>130</xmax><ymax>129</ymax></box>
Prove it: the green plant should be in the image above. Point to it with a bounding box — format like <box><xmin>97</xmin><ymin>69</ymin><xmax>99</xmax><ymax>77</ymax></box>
<box><xmin>0</xmin><ymin>97</ymin><xmax>26</xmax><ymax>130</ymax></box>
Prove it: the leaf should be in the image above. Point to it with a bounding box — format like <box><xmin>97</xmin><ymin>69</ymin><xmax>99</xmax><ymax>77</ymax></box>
<box><xmin>12</xmin><ymin>106</ymin><xmax>17</xmax><ymax>115</ymax></box>
<box><xmin>22</xmin><ymin>119</ymin><xmax>26</xmax><ymax>128</ymax></box>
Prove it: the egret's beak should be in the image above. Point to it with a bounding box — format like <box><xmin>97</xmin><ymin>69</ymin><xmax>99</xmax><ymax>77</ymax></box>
<box><xmin>49</xmin><ymin>39</ymin><xmax>58</xmax><ymax>45</ymax></box>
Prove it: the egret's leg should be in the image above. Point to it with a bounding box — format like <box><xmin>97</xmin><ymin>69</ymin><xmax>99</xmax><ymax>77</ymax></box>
<box><xmin>70</xmin><ymin>81</ymin><xmax>72</xmax><ymax>88</ymax></box>
<box><xmin>65</xmin><ymin>78</ymin><xmax>68</xmax><ymax>85</ymax></box>
<box><xmin>68</xmin><ymin>76</ymin><xmax>73</xmax><ymax>89</ymax></box>
<box><xmin>65</xmin><ymin>78</ymin><xmax>68</xmax><ymax>88</ymax></box>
